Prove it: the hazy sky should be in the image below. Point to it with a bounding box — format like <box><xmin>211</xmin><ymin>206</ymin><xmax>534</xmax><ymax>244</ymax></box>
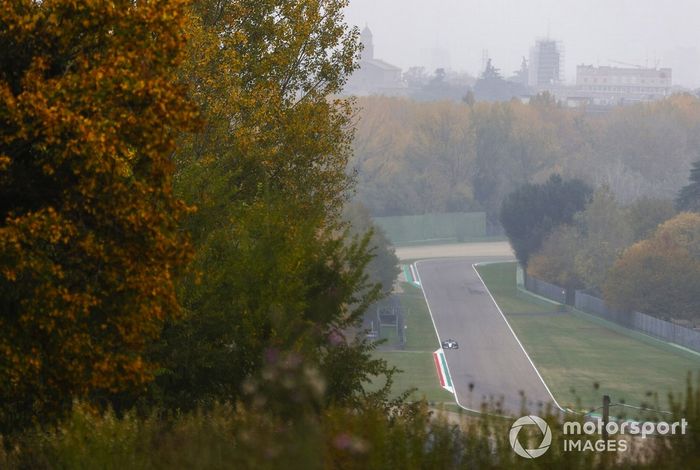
<box><xmin>344</xmin><ymin>0</ymin><xmax>700</xmax><ymax>86</ymax></box>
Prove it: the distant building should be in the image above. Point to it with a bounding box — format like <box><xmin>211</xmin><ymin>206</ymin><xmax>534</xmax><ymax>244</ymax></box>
<box><xmin>528</xmin><ymin>39</ymin><xmax>564</xmax><ymax>89</ymax></box>
<box><xmin>344</xmin><ymin>26</ymin><xmax>405</xmax><ymax>96</ymax></box>
<box><xmin>575</xmin><ymin>65</ymin><xmax>672</xmax><ymax>106</ymax></box>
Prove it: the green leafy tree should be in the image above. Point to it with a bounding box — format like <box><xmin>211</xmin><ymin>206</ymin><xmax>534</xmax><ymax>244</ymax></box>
<box><xmin>676</xmin><ymin>160</ymin><xmax>700</xmax><ymax>212</ymax></box>
<box><xmin>150</xmin><ymin>0</ymin><xmax>396</xmax><ymax>411</ymax></box>
<box><xmin>343</xmin><ymin>202</ymin><xmax>399</xmax><ymax>296</ymax></box>
<box><xmin>528</xmin><ymin>190</ymin><xmax>666</xmax><ymax>293</ymax></box>
<box><xmin>625</xmin><ymin>197</ymin><xmax>676</xmax><ymax>241</ymax></box>
<box><xmin>500</xmin><ymin>175</ymin><xmax>592</xmax><ymax>267</ymax></box>
<box><xmin>527</xmin><ymin>225</ymin><xmax>583</xmax><ymax>289</ymax></box>
<box><xmin>573</xmin><ymin>187</ymin><xmax>633</xmax><ymax>292</ymax></box>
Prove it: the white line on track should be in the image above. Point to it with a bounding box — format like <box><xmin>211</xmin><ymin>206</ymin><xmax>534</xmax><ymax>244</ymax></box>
<box><xmin>471</xmin><ymin>262</ymin><xmax>564</xmax><ymax>412</ymax></box>
<box><xmin>414</xmin><ymin>260</ymin><xmax>488</xmax><ymax>415</ymax></box>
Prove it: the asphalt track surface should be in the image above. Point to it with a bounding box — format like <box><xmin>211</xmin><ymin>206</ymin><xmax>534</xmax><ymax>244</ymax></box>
<box><xmin>416</xmin><ymin>257</ymin><xmax>559</xmax><ymax>415</ymax></box>
<box><xmin>395</xmin><ymin>241</ymin><xmax>512</xmax><ymax>261</ymax></box>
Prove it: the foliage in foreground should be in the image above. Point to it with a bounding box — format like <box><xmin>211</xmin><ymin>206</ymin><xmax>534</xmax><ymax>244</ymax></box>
<box><xmin>148</xmin><ymin>0</ymin><xmax>401</xmax><ymax>413</ymax></box>
<box><xmin>4</xmin><ymin>377</ymin><xmax>700</xmax><ymax>469</ymax></box>
<box><xmin>0</xmin><ymin>0</ymin><xmax>196</xmax><ymax>433</ymax></box>
<box><xmin>0</xmin><ymin>0</ymin><xmax>402</xmax><ymax>436</ymax></box>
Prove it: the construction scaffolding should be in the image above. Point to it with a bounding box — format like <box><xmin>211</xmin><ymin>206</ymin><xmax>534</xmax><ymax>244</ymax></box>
<box><xmin>529</xmin><ymin>38</ymin><xmax>565</xmax><ymax>88</ymax></box>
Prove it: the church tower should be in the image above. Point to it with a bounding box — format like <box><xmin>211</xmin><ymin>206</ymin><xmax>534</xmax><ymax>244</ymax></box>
<box><xmin>360</xmin><ymin>26</ymin><xmax>374</xmax><ymax>61</ymax></box>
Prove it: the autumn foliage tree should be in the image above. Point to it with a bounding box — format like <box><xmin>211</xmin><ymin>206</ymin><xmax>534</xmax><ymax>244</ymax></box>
<box><xmin>351</xmin><ymin>94</ymin><xmax>700</xmax><ymax>222</ymax></box>
<box><xmin>571</xmin><ymin>187</ymin><xmax>633</xmax><ymax>292</ymax></box>
<box><xmin>604</xmin><ymin>213</ymin><xmax>700</xmax><ymax>321</ymax></box>
<box><xmin>0</xmin><ymin>0</ymin><xmax>196</xmax><ymax>431</ymax></box>
<box><xmin>527</xmin><ymin>225</ymin><xmax>583</xmax><ymax>289</ymax></box>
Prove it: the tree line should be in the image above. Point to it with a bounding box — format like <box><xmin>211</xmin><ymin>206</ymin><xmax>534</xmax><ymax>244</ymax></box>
<box><xmin>351</xmin><ymin>94</ymin><xmax>700</xmax><ymax>227</ymax></box>
<box><xmin>501</xmin><ymin>169</ymin><xmax>700</xmax><ymax>323</ymax></box>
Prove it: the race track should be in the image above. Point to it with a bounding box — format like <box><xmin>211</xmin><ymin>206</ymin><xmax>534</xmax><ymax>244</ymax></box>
<box><xmin>416</xmin><ymin>257</ymin><xmax>559</xmax><ymax>415</ymax></box>
<box><xmin>395</xmin><ymin>241</ymin><xmax>512</xmax><ymax>261</ymax></box>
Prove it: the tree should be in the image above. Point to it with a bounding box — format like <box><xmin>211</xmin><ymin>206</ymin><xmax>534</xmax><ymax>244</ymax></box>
<box><xmin>473</xmin><ymin>59</ymin><xmax>526</xmax><ymax>102</ymax></box>
<box><xmin>463</xmin><ymin>90</ymin><xmax>476</xmax><ymax>107</ymax></box>
<box><xmin>411</xmin><ymin>68</ymin><xmax>471</xmax><ymax>102</ymax></box>
<box><xmin>529</xmin><ymin>91</ymin><xmax>558</xmax><ymax>108</ymax></box>
<box><xmin>0</xmin><ymin>0</ymin><xmax>196</xmax><ymax>431</ymax></box>
<box><xmin>500</xmin><ymin>175</ymin><xmax>592</xmax><ymax>267</ymax></box>
<box><xmin>150</xmin><ymin>0</ymin><xmax>395</xmax><ymax>411</ymax></box>
<box><xmin>653</xmin><ymin>212</ymin><xmax>700</xmax><ymax>259</ymax></box>
<box><xmin>407</xmin><ymin>101</ymin><xmax>476</xmax><ymax>213</ymax></box>
<box><xmin>404</xmin><ymin>66</ymin><xmax>429</xmax><ymax>89</ymax></box>
<box><xmin>604</xmin><ymin>240</ymin><xmax>700</xmax><ymax>321</ymax></box>
<box><xmin>343</xmin><ymin>202</ymin><xmax>399</xmax><ymax>296</ymax></box>
<box><xmin>527</xmin><ymin>225</ymin><xmax>583</xmax><ymax>289</ymax></box>
<box><xmin>471</xmin><ymin>102</ymin><xmax>517</xmax><ymax>220</ymax></box>
<box><xmin>676</xmin><ymin>160</ymin><xmax>700</xmax><ymax>212</ymax></box>
<box><xmin>350</xmin><ymin>93</ymin><xmax>700</xmax><ymax>222</ymax></box>
<box><xmin>572</xmin><ymin>187</ymin><xmax>633</xmax><ymax>292</ymax></box>
<box><xmin>604</xmin><ymin>213</ymin><xmax>700</xmax><ymax>321</ymax></box>
<box><xmin>511</xmin><ymin>56</ymin><xmax>529</xmax><ymax>85</ymax></box>
<box><xmin>351</xmin><ymin>97</ymin><xmax>476</xmax><ymax>216</ymax></box>
<box><xmin>481</xmin><ymin>59</ymin><xmax>502</xmax><ymax>80</ymax></box>
<box><xmin>625</xmin><ymin>197</ymin><xmax>676</xmax><ymax>242</ymax></box>
<box><xmin>474</xmin><ymin>59</ymin><xmax>505</xmax><ymax>102</ymax></box>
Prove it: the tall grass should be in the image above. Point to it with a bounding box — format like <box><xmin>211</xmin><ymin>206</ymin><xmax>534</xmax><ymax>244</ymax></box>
<box><xmin>3</xmin><ymin>380</ymin><xmax>700</xmax><ymax>469</ymax></box>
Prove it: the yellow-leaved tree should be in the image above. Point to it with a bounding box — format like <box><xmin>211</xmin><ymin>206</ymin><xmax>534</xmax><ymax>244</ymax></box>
<box><xmin>604</xmin><ymin>213</ymin><xmax>700</xmax><ymax>321</ymax></box>
<box><xmin>0</xmin><ymin>0</ymin><xmax>196</xmax><ymax>431</ymax></box>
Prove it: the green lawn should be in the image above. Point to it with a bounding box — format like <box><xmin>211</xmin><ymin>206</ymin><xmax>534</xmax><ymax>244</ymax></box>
<box><xmin>372</xmin><ymin>282</ymin><xmax>453</xmax><ymax>403</ymax></box>
<box><xmin>476</xmin><ymin>262</ymin><xmax>700</xmax><ymax>413</ymax></box>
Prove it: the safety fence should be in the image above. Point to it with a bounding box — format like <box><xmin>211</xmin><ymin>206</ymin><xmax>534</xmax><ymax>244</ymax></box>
<box><xmin>524</xmin><ymin>275</ymin><xmax>567</xmax><ymax>304</ymax></box>
<box><xmin>524</xmin><ymin>272</ymin><xmax>700</xmax><ymax>353</ymax></box>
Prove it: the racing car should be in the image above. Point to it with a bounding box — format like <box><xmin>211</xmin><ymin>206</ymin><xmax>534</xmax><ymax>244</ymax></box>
<box><xmin>441</xmin><ymin>339</ymin><xmax>459</xmax><ymax>349</ymax></box>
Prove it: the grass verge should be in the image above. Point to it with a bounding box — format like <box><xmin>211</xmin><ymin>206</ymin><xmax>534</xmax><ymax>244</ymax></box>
<box><xmin>372</xmin><ymin>282</ymin><xmax>454</xmax><ymax>404</ymax></box>
<box><xmin>476</xmin><ymin>262</ymin><xmax>700</xmax><ymax>413</ymax></box>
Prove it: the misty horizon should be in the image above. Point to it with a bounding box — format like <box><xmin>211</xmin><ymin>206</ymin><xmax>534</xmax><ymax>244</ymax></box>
<box><xmin>344</xmin><ymin>0</ymin><xmax>700</xmax><ymax>87</ymax></box>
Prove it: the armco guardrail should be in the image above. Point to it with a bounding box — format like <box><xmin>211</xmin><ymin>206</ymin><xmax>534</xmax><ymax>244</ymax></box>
<box><xmin>524</xmin><ymin>272</ymin><xmax>700</xmax><ymax>353</ymax></box>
